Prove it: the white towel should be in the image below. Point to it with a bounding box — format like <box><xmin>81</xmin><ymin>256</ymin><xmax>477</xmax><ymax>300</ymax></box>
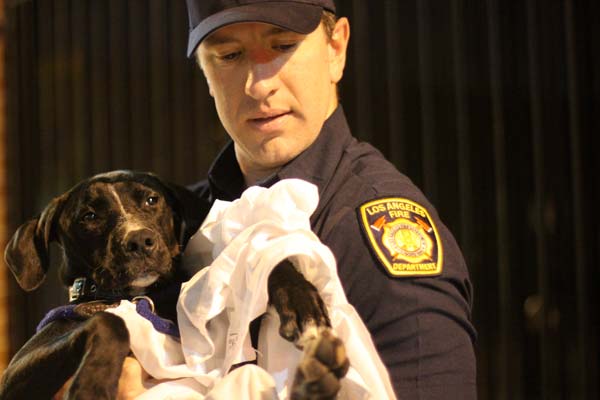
<box><xmin>108</xmin><ymin>179</ymin><xmax>396</xmax><ymax>399</ymax></box>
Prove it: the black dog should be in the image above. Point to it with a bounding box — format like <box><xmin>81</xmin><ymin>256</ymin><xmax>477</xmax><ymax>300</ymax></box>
<box><xmin>1</xmin><ymin>171</ymin><xmax>348</xmax><ymax>399</ymax></box>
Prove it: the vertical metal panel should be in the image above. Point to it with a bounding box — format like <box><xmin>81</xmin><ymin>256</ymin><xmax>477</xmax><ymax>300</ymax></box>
<box><xmin>537</xmin><ymin>2</ymin><xmax>578</xmax><ymax>398</ymax></box>
<box><xmin>348</xmin><ymin>0</ymin><xmax>370</xmax><ymax>142</ymax></box>
<box><xmin>169</xmin><ymin>0</ymin><xmax>194</xmax><ymax>180</ymax></box>
<box><xmin>108</xmin><ymin>0</ymin><xmax>131</xmax><ymax>169</ymax></box>
<box><xmin>563</xmin><ymin>2</ymin><xmax>587</xmax><ymax>398</ymax></box>
<box><xmin>485</xmin><ymin>0</ymin><xmax>510</xmax><ymax>397</ymax></box>
<box><xmin>0</xmin><ymin>0</ymin><xmax>9</xmax><ymax>369</ymax></box>
<box><xmin>450</xmin><ymin>0</ymin><xmax>472</xmax><ymax>283</ymax></box>
<box><xmin>3</xmin><ymin>3</ymin><xmax>20</xmax><ymax>365</ymax></box>
<box><xmin>149</xmin><ymin>0</ymin><xmax>171</xmax><ymax>176</ymax></box>
<box><xmin>583</xmin><ymin>1</ymin><xmax>600</xmax><ymax>396</ymax></box>
<box><xmin>128</xmin><ymin>0</ymin><xmax>151</xmax><ymax>171</ymax></box>
<box><xmin>526</xmin><ymin>1</ymin><xmax>550</xmax><ymax>398</ymax></box>
<box><xmin>383</xmin><ymin>0</ymin><xmax>404</xmax><ymax>172</ymax></box>
<box><xmin>90</xmin><ymin>0</ymin><xmax>110</xmax><ymax>172</ymax></box>
<box><xmin>37</xmin><ymin>0</ymin><xmax>57</xmax><ymax>198</ymax></box>
<box><xmin>5</xmin><ymin>1</ymin><xmax>40</xmax><ymax>360</ymax></box>
<box><xmin>384</xmin><ymin>0</ymin><xmax>423</xmax><ymax>185</ymax></box>
<box><xmin>432</xmin><ymin>2</ymin><xmax>461</xmax><ymax>220</ymax></box>
<box><xmin>416</xmin><ymin>0</ymin><xmax>436</xmax><ymax>200</ymax></box>
<box><xmin>450</xmin><ymin>0</ymin><xmax>490</xmax><ymax>395</ymax></box>
<box><xmin>53</xmin><ymin>0</ymin><xmax>71</xmax><ymax>189</ymax></box>
<box><xmin>71</xmin><ymin>0</ymin><xmax>91</xmax><ymax>178</ymax></box>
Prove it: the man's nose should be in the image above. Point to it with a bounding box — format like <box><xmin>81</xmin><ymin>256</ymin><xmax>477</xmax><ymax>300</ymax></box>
<box><xmin>244</xmin><ymin>50</ymin><xmax>280</xmax><ymax>100</ymax></box>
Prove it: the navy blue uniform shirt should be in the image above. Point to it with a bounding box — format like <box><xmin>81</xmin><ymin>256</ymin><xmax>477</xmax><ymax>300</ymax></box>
<box><xmin>190</xmin><ymin>106</ymin><xmax>477</xmax><ymax>399</ymax></box>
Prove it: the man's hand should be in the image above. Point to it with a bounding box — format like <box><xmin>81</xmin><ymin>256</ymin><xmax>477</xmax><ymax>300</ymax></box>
<box><xmin>116</xmin><ymin>356</ymin><xmax>150</xmax><ymax>400</ymax></box>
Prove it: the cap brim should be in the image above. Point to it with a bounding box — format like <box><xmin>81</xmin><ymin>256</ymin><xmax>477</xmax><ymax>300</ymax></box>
<box><xmin>187</xmin><ymin>2</ymin><xmax>323</xmax><ymax>58</ymax></box>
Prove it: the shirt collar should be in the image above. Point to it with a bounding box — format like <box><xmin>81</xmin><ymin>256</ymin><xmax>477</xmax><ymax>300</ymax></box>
<box><xmin>276</xmin><ymin>105</ymin><xmax>353</xmax><ymax>194</ymax></box>
<box><xmin>207</xmin><ymin>105</ymin><xmax>353</xmax><ymax>200</ymax></box>
<box><xmin>207</xmin><ymin>142</ymin><xmax>246</xmax><ymax>201</ymax></box>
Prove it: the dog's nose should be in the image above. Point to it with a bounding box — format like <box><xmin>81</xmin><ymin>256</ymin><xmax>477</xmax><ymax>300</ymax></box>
<box><xmin>125</xmin><ymin>229</ymin><xmax>158</xmax><ymax>255</ymax></box>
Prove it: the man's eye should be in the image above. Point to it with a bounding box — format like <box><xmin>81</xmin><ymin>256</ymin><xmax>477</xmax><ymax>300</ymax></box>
<box><xmin>218</xmin><ymin>51</ymin><xmax>241</xmax><ymax>62</ymax></box>
<box><xmin>145</xmin><ymin>196</ymin><xmax>159</xmax><ymax>206</ymax></box>
<box><xmin>81</xmin><ymin>212</ymin><xmax>97</xmax><ymax>222</ymax></box>
<box><xmin>273</xmin><ymin>43</ymin><xmax>298</xmax><ymax>52</ymax></box>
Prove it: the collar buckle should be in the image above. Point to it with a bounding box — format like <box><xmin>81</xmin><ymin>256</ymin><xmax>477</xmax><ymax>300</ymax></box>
<box><xmin>69</xmin><ymin>277</ymin><xmax>97</xmax><ymax>302</ymax></box>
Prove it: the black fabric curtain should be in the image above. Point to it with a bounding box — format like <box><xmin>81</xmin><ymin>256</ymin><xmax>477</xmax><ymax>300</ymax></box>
<box><xmin>3</xmin><ymin>1</ymin><xmax>599</xmax><ymax>398</ymax></box>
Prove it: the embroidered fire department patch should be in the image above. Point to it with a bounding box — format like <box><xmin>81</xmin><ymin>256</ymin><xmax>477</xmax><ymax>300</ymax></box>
<box><xmin>358</xmin><ymin>198</ymin><xmax>443</xmax><ymax>277</ymax></box>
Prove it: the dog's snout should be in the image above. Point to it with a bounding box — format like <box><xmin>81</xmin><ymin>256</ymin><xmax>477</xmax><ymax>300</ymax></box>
<box><xmin>125</xmin><ymin>229</ymin><xmax>158</xmax><ymax>255</ymax></box>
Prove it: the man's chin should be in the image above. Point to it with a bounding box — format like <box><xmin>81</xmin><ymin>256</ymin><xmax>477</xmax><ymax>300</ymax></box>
<box><xmin>255</xmin><ymin>147</ymin><xmax>301</xmax><ymax>169</ymax></box>
<box><xmin>239</xmin><ymin>151</ymin><xmax>296</xmax><ymax>184</ymax></box>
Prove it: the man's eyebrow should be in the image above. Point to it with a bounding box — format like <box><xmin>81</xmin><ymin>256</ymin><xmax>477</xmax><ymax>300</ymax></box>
<box><xmin>203</xmin><ymin>34</ymin><xmax>236</xmax><ymax>47</ymax></box>
<box><xmin>265</xmin><ymin>27</ymin><xmax>289</xmax><ymax>36</ymax></box>
<box><xmin>203</xmin><ymin>26</ymin><xmax>296</xmax><ymax>47</ymax></box>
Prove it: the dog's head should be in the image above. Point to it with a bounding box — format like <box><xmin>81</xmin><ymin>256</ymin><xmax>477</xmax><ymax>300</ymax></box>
<box><xmin>4</xmin><ymin>170</ymin><xmax>207</xmax><ymax>297</ymax></box>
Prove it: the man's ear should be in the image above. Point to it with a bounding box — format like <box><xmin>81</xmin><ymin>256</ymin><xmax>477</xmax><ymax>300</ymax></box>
<box><xmin>328</xmin><ymin>17</ymin><xmax>350</xmax><ymax>84</ymax></box>
<box><xmin>4</xmin><ymin>194</ymin><xmax>66</xmax><ymax>291</ymax></box>
<box><xmin>207</xmin><ymin>79</ymin><xmax>215</xmax><ymax>98</ymax></box>
<box><xmin>196</xmin><ymin>51</ymin><xmax>215</xmax><ymax>97</ymax></box>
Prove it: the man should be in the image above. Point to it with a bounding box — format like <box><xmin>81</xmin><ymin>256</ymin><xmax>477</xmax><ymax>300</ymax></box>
<box><xmin>182</xmin><ymin>1</ymin><xmax>477</xmax><ymax>399</ymax></box>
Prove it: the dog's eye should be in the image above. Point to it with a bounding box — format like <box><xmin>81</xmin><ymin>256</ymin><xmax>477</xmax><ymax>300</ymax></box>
<box><xmin>145</xmin><ymin>196</ymin><xmax>159</xmax><ymax>206</ymax></box>
<box><xmin>81</xmin><ymin>212</ymin><xmax>97</xmax><ymax>222</ymax></box>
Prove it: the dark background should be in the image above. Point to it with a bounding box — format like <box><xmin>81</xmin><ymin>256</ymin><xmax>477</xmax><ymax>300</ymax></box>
<box><xmin>2</xmin><ymin>0</ymin><xmax>599</xmax><ymax>398</ymax></box>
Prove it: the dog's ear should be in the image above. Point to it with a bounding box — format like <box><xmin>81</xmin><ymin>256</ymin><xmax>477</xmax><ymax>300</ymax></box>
<box><xmin>4</xmin><ymin>194</ymin><xmax>66</xmax><ymax>291</ymax></box>
<box><xmin>162</xmin><ymin>182</ymin><xmax>209</xmax><ymax>248</ymax></box>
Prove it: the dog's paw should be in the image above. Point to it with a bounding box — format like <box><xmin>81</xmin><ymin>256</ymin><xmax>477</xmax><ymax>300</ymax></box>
<box><xmin>268</xmin><ymin>260</ymin><xmax>330</xmax><ymax>343</ymax></box>
<box><xmin>290</xmin><ymin>327</ymin><xmax>350</xmax><ymax>400</ymax></box>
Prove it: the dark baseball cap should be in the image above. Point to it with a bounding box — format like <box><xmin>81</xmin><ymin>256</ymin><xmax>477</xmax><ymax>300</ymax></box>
<box><xmin>185</xmin><ymin>0</ymin><xmax>336</xmax><ymax>58</ymax></box>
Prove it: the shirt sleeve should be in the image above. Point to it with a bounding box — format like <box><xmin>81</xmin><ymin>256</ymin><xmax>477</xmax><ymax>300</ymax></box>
<box><xmin>319</xmin><ymin>201</ymin><xmax>477</xmax><ymax>400</ymax></box>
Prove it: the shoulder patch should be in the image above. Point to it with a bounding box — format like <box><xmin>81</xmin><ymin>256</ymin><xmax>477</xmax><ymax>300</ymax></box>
<box><xmin>358</xmin><ymin>198</ymin><xmax>443</xmax><ymax>278</ymax></box>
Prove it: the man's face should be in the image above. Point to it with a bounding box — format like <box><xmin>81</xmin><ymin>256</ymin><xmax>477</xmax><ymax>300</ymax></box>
<box><xmin>197</xmin><ymin>18</ymin><xmax>348</xmax><ymax>181</ymax></box>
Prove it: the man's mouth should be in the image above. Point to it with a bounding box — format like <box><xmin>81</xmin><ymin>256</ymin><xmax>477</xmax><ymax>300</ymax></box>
<box><xmin>247</xmin><ymin>110</ymin><xmax>292</xmax><ymax>130</ymax></box>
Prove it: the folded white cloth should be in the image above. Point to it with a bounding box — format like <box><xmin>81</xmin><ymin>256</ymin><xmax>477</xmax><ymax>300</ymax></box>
<box><xmin>108</xmin><ymin>179</ymin><xmax>396</xmax><ymax>399</ymax></box>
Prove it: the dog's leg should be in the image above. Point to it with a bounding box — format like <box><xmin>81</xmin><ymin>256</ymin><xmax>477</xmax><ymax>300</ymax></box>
<box><xmin>0</xmin><ymin>312</ymin><xmax>130</xmax><ymax>400</ymax></box>
<box><xmin>0</xmin><ymin>319</ymin><xmax>85</xmax><ymax>399</ymax></box>
<box><xmin>63</xmin><ymin>312</ymin><xmax>130</xmax><ymax>399</ymax></box>
<box><xmin>55</xmin><ymin>356</ymin><xmax>149</xmax><ymax>400</ymax></box>
<box><xmin>267</xmin><ymin>260</ymin><xmax>350</xmax><ymax>399</ymax></box>
<box><xmin>290</xmin><ymin>327</ymin><xmax>350</xmax><ymax>400</ymax></box>
<box><xmin>268</xmin><ymin>259</ymin><xmax>330</xmax><ymax>342</ymax></box>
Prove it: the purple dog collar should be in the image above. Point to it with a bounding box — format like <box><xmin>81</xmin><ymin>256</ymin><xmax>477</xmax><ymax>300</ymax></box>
<box><xmin>134</xmin><ymin>297</ymin><xmax>180</xmax><ymax>337</ymax></box>
<box><xmin>36</xmin><ymin>304</ymin><xmax>84</xmax><ymax>332</ymax></box>
<box><xmin>36</xmin><ymin>297</ymin><xmax>180</xmax><ymax>338</ymax></box>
